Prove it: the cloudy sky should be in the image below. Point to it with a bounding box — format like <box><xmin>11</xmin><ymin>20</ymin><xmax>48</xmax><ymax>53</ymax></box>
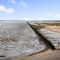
<box><xmin>0</xmin><ymin>0</ymin><xmax>60</xmax><ymax>21</ymax></box>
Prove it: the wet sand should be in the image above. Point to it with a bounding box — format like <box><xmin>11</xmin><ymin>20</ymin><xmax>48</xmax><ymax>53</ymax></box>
<box><xmin>9</xmin><ymin>49</ymin><xmax>60</xmax><ymax>60</ymax></box>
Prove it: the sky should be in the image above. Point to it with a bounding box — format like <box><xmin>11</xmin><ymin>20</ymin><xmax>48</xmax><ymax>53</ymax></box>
<box><xmin>0</xmin><ymin>0</ymin><xmax>60</xmax><ymax>21</ymax></box>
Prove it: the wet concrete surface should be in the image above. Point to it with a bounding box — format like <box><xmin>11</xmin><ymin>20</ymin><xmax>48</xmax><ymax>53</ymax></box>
<box><xmin>39</xmin><ymin>28</ymin><xmax>60</xmax><ymax>49</ymax></box>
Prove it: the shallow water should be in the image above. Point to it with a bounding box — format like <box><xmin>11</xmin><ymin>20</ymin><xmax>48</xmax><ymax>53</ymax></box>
<box><xmin>0</xmin><ymin>22</ymin><xmax>46</xmax><ymax>57</ymax></box>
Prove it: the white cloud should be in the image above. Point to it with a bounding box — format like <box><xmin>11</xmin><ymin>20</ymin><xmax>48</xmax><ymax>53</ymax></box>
<box><xmin>41</xmin><ymin>12</ymin><xmax>60</xmax><ymax>20</ymax></box>
<box><xmin>20</xmin><ymin>12</ymin><xmax>60</xmax><ymax>21</ymax></box>
<box><xmin>23</xmin><ymin>17</ymin><xmax>45</xmax><ymax>21</ymax></box>
<box><xmin>19</xmin><ymin>2</ymin><xmax>28</xmax><ymax>7</ymax></box>
<box><xmin>1</xmin><ymin>0</ymin><xmax>16</xmax><ymax>4</ymax></box>
<box><xmin>0</xmin><ymin>5</ymin><xmax>15</xmax><ymax>14</ymax></box>
<box><xmin>7</xmin><ymin>0</ymin><xmax>16</xmax><ymax>4</ymax></box>
<box><xmin>53</xmin><ymin>14</ymin><xmax>60</xmax><ymax>18</ymax></box>
<box><xmin>23</xmin><ymin>13</ymin><xmax>60</xmax><ymax>21</ymax></box>
<box><xmin>47</xmin><ymin>12</ymin><xmax>60</xmax><ymax>19</ymax></box>
<box><xmin>30</xmin><ymin>17</ymin><xmax>45</xmax><ymax>20</ymax></box>
<box><xmin>23</xmin><ymin>18</ymin><xmax>30</xmax><ymax>21</ymax></box>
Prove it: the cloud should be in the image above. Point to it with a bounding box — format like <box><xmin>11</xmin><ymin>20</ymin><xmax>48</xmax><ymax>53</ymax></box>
<box><xmin>0</xmin><ymin>0</ymin><xmax>16</xmax><ymax>4</ymax></box>
<box><xmin>47</xmin><ymin>12</ymin><xmax>60</xmax><ymax>19</ymax></box>
<box><xmin>19</xmin><ymin>2</ymin><xmax>28</xmax><ymax>7</ymax></box>
<box><xmin>23</xmin><ymin>13</ymin><xmax>60</xmax><ymax>21</ymax></box>
<box><xmin>53</xmin><ymin>14</ymin><xmax>60</xmax><ymax>18</ymax></box>
<box><xmin>23</xmin><ymin>17</ymin><xmax>45</xmax><ymax>21</ymax></box>
<box><xmin>0</xmin><ymin>5</ymin><xmax>15</xmax><ymax>14</ymax></box>
<box><xmin>24</xmin><ymin>18</ymin><xmax>30</xmax><ymax>21</ymax></box>
<box><xmin>7</xmin><ymin>0</ymin><xmax>16</xmax><ymax>4</ymax></box>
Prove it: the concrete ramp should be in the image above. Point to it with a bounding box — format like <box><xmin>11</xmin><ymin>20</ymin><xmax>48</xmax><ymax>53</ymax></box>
<box><xmin>0</xmin><ymin>22</ymin><xmax>46</xmax><ymax>58</ymax></box>
<box><xmin>39</xmin><ymin>28</ymin><xmax>60</xmax><ymax>49</ymax></box>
